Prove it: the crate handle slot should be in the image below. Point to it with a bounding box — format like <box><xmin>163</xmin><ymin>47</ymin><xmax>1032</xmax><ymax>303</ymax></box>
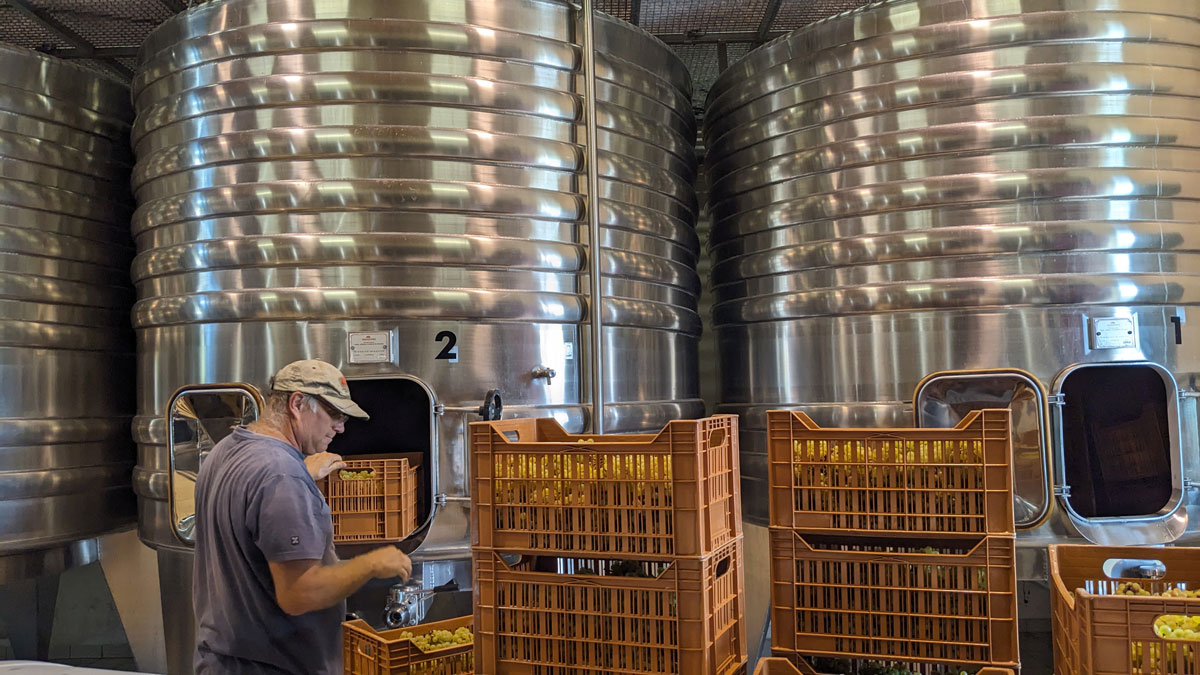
<box><xmin>715</xmin><ymin>555</ymin><xmax>731</xmax><ymax>579</ymax></box>
<box><xmin>1153</xmin><ymin>614</ymin><xmax>1200</xmax><ymax>640</ymax></box>
<box><xmin>356</xmin><ymin>643</ymin><xmax>375</xmax><ymax>658</ymax></box>
<box><xmin>502</xmin><ymin>430</ymin><xmax>519</xmax><ymax>442</ymax></box>
<box><xmin>1104</xmin><ymin>557</ymin><xmax>1167</xmax><ymax>580</ymax></box>
<box><xmin>708</xmin><ymin>428</ymin><xmax>727</xmax><ymax>447</ymax></box>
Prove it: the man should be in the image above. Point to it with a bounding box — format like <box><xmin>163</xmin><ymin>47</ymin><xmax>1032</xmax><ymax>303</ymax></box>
<box><xmin>193</xmin><ymin>359</ymin><xmax>412</xmax><ymax>674</ymax></box>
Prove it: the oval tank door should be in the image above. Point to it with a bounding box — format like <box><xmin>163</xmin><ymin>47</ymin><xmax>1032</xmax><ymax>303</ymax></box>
<box><xmin>1050</xmin><ymin>362</ymin><xmax>1187</xmax><ymax>545</ymax></box>
<box><xmin>165</xmin><ymin>384</ymin><xmax>265</xmax><ymax>546</ymax></box>
<box><xmin>914</xmin><ymin>368</ymin><xmax>1052</xmax><ymax>529</ymax></box>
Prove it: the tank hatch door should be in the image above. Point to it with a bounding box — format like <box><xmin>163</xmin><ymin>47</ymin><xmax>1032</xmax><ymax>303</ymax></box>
<box><xmin>1050</xmin><ymin>362</ymin><xmax>1187</xmax><ymax>545</ymax></box>
<box><xmin>166</xmin><ymin>384</ymin><xmax>264</xmax><ymax>546</ymax></box>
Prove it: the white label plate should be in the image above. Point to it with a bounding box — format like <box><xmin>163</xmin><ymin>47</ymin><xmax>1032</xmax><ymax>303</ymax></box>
<box><xmin>1091</xmin><ymin>317</ymin><xmax>1137</xmax><ymax>350</ymax></box>
<box><xmin>348</xmin><ymin>331</ymin><xmax>392</xmax><ymax>363</ymax></box>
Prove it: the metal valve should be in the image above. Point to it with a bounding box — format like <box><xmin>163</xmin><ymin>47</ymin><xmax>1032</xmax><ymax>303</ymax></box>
<box><xmin>382</xmin><ymin>578</ymin><xmax>460</xmax><ymax>628</ymax></box>
<box><xmin>531</xmin><ymin>366</ymin><xmax>556</xmax><ymax>382</ymax></box>
<box><xmin>383</xmin><ymin>581</ymin><xmax>431</xmax><ymax>628</ymax></box>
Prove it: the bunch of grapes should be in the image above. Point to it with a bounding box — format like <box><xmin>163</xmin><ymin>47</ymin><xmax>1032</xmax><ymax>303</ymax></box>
<box><xmin>338</xmin><ymin>469</ymin><xmax>377</xmax><ymax>480</ymax></box>
<box><xmin>1156</xmin><ymin>615</ymin><xmax>1200</xmax><ymax>640</ymax></box>
<box><xmin>399</xmin><ymin>626</ymin><xmax>473</xmax><ymax>652</ymax></box>
<box><xmin>1116</xmin><ymin>582</ymin><xmax>1200</xmax><ymax>598</ymax></box>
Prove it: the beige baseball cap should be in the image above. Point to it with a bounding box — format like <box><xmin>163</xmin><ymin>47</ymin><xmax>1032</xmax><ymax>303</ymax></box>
<box><xmin>269</xmin><ymin>359</ymin><xmax>369</xmax><ymax>421</ymax></box>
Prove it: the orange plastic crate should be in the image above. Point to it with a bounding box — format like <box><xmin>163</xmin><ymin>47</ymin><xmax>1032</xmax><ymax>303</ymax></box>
<box><xmin>323</xmin><ymin>458</ymin><xmax>418</xmax><ymax>543</ymax></box>
<box><xmin>756</xmin><ymin>657</ymin><xmax>1013</xmax><ymax>675</ymax></box>
<box><xmin>755</xmin><ymin>659</ymin><xmax>802</xmax><ymax>675</ymax></box>
<box><xmin>474</xmin><ymin>536</ymin><xmax>747</xmax><ymax>674</ymax></box>
<box><xmin>766</xmin><ymin>409</ymin><xmax>1013</xmax><ymax>539</ymax></box>
<box><xmin>770</xmin><ymin>530</ymin><xmax>1018</xmax><ymax>670</ymax></box>
<box><xmin>343</xmin><ymin>616</ymin><xmax>473</xmax><ymax>675</ymax></box>
<box><xmin>469</xmin><ymin>415</ymin><xmax>741</xmax><ymax>559</ymax></box>
<box><xmin>1051</xmin><ymin>544</ymin><xmax>1200</xmax><ymax>675</ymax></box>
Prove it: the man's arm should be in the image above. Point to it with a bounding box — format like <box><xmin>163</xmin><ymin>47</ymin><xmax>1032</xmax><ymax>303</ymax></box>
<box><xmin>269</xmin><ymin>546</ymin><xmax>411</xmax><ymax>616</ymax></box>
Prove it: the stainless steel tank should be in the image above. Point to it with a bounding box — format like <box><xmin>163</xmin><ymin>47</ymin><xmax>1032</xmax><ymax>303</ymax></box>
<box><xmin>705</xmin><ymin>0</ymin><xmax>1200</xmax><ymax>573</ymax></box>
<box><xmin>0</xmin><ymin>44</ymin><xmax>135</xmax><ymax>578</ymax></box>
<box><xmin>130</xmin><ymin>0</ymin><xmax>698</xmax><ymax>670</ymax></box>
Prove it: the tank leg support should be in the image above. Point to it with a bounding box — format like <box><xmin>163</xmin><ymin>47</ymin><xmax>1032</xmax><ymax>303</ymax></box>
<box><xmin>0</xmin><ymin>573</ymin><xmax>58</xmax><ymax>660</ymax></box>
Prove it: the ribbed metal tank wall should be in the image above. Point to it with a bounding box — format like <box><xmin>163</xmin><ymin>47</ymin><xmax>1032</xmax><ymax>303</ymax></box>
<box><xmin>130</xmin><ymin>2</ymin><xmax>698</xmax><ymax>664</ymax></box>
<box><xmin>705</xmin><ymin>0</ymin><xmax>1200</xmax><ymax>550</ymax></box>
<box><xmin>0</xmin><ymin>45</ymin><xmax>135</xmax><ymax>571</ymax></box>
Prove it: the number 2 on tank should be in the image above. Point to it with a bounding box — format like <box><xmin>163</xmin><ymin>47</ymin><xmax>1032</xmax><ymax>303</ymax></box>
<box><xmin>435</xmin><ymin>331</ymin><xmax>458</xmax><ymax>363</ymax></box>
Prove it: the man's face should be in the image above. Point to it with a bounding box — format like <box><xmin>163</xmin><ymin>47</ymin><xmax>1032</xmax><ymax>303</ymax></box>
<box><xmin>290</xmin><ymin>392</ymin><xmax>347</xmax><ymax>454</ymax></box>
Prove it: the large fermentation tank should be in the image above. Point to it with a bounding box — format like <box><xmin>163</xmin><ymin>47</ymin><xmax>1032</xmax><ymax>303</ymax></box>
<box><xmin>706</xmin><ymin>0</ymin><xmax>1200</xmax><ymax>570</ymax></box>
<box><xmin>0</xmin><ymin>44</ymin><xmax>135</xmax><ymax>577</ymax></box>
<box><xmin>130</xmin><ymin>0</ymin><xmax>699</xmax><ymax>669</ymax></box>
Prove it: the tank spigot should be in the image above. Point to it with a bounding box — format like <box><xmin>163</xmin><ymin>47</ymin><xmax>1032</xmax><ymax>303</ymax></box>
<box><xmin>383</xmin><ymin>580</ymin><xmax>432</xmax><ymax>628</ymax></box>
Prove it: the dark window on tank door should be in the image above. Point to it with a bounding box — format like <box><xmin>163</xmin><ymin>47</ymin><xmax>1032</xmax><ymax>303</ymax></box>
<box><xmin>1060</xmin><ymin>366</ymin><xmax>1172</xmax><ymax>518</ymax></box>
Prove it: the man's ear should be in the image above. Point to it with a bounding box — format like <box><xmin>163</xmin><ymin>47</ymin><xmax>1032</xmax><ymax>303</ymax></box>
<box><xmin>287</xmin><ymin>391</ymin><xmax>305</xmax><ymax>418</ymax></box>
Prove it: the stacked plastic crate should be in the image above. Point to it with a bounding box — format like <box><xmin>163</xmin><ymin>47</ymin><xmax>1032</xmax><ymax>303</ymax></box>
<box><xmin>765</xmin><ymin>409</ymin><xmax>1020</xmax><ymax>674</ymax></box>
<box><xmin>469</xmin><ymin>415</ymin><xmax>748</xmax><ymax>674</ymax></box>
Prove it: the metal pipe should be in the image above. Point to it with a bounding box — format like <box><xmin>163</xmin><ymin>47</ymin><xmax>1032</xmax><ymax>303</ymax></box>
<box><xmin>580</xmin><ymin>0</ymin><xmax>605</xmax><ymax>434</ymax></box>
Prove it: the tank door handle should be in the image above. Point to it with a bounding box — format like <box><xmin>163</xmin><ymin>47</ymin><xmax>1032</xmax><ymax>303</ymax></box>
<box><xmin>477</xmin><ymin>389</ymin><xmax>503</xmax><ymax>420</ymax></box>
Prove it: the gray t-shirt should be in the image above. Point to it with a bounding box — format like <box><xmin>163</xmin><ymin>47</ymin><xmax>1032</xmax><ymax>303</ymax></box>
<box><xmin>193</xmin><ymin>426</ymin><xmax>344</xmax><ymax>674</ymax></box>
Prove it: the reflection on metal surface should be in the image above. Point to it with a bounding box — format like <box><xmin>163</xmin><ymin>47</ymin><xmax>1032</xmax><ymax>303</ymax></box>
<box><xmin>0</xmin><ymin>44</ymin><xmax>135</xmax><ymax>565</ymax></box>
<box><xmin>705</xmin><ymin>0</ymin><xmax>1200</xmax><ymax>559</ymax></box>
<box><xmin>131</xmin><ymin>1</ymin><xmax>699</xmax><ymax>667</ymax></box>
<box><xmin>166</xmin><ymin>386</ymin><xmax>262</xmax><ymax>545</ymax></box>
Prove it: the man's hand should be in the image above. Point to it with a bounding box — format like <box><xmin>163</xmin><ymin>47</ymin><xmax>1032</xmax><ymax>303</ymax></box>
<box><xmin>369</xmin><ymin>546</ymin><xmax>412</xmax><ymax>581</ymax></box>
<box><xmin>269</xmin><ymin>546</ymin><xmax>410</xmax><ymax>616</ymax></box>
<box><xmin>304</xmin><ymin>452</ymin><xmax>345</xmax><ymax>481</ymax></box>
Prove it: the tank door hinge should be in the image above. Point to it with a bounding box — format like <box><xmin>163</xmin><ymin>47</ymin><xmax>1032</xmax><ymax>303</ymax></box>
<box><xmin>1185</xmin><ymin>479</ymin><xmax>1197</xmax><ymax>490</ymax></box>
<box><xmin>433</xmin><ymin>404</ymin><xmax>445</xmax><ymax>416</ymax></box>
<box><xmin>1179</xmin><ymin>390</ymin><xmax>1200</xmax><ymax>399</ymax></box>
<box><xmin>1053</xmin><ymin>484</ymin><xmax>1072</xmax><ymax>498</ymax></box>
<box><xmin>434</xmin><ymin>493</ymin><xmax>447</xmax><ymax>506</ymax></box>
<box><xmin>1047</xmin><ymin>394</ymin><xmax>1066</xmax><ymax>407</ymax></box>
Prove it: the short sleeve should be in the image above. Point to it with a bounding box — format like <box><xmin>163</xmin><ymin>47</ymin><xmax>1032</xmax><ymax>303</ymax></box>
<box><xmin>250</xmin><ymin>476</ymin><xmax>330</xmax><ymax>562</ymax></box>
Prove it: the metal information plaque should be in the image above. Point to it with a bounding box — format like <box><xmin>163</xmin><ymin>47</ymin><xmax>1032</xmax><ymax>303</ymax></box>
<box><xmin>348</xmin><ymin>331</ymin><xmax>392</xmax><ymax>363</ymax></box>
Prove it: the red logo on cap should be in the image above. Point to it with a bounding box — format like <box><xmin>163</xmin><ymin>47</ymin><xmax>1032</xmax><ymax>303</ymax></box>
<box><xmin>340</xmin><ymin>376</ymin><xmax>347</xmax><ymax>387</ymax></box>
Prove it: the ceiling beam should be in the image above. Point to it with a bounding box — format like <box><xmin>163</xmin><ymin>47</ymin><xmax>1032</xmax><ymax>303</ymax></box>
<box><xmin>629</xmin><ymin>0</ymin><xmax>640</xmax><ymax>26</ymax></box>
<box><xmin>158</xmin><ymin>0</ymin><xmax>185</xmax><ymax>12</ymax></box>
<box><xmin>5</xmin><ymin>0</ymin><xmax>133</xmax><ymax>77</ymax></box>
<box><xmin>657</xmin><ymin>30</ymin><xmax>786</xmax><ymax>45</ymax></box>
<box><xmin>755</xmin><ymin>0</ymin><xmax>784</xmax><ymax>42</ymax></box>
<box><xmin>46</xmin><ymin>46</ymin><xmax>140</xmax><ymax>59</ymax></box>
